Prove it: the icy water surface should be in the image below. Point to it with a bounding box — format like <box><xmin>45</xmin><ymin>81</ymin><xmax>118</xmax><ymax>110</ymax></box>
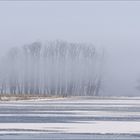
<box><xmin>0</xmin><ymin>97</ymin><xmax>140</xmax><ymax>139</ymax></box>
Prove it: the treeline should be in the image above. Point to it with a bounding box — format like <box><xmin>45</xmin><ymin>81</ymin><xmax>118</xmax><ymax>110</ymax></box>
<box><xmin>0</xmin><ymin>40</ymin><xmax>102</xmax><ymax>96</ymax></box>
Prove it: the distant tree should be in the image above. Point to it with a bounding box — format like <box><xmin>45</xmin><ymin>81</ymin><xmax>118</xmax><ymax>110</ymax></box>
<box><xmin>7</xmin><ymin>47</ymin><xmax>19</xmax><ymax>95</ymax></box>
<box><xmin>0</xmin><ymin>40</ymin><xmax>103</xmax><ymax>96</ymax></box>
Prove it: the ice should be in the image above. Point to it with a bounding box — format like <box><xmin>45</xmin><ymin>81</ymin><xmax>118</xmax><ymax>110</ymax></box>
<box><xmin>0</xmin><ymin>97</ymin><xmax>140</xmax><ymax>139</ymax></box>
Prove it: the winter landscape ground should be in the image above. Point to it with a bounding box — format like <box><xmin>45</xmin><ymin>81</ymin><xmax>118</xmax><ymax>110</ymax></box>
<box><xmin>0</xmin><ymin>97</ymin><xmax>140</xmax><ymax>139</ymax></box>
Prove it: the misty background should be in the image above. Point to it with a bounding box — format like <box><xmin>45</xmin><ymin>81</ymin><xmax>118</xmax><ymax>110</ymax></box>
<box><xmin>0</xmin><ymin>1</ymin><xmax>140</xmax><ymax>96</ymax></box>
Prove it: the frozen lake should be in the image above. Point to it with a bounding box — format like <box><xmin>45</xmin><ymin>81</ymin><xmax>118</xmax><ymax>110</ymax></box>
<box><xmin>0</xmin><ymin>97</ymin><xmax>140</xmax><ymax>139</ymax></box>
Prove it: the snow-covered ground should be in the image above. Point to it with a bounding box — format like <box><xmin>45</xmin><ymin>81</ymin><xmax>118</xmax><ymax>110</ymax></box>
<box><xmin>0</xmin><ymin>97</ymin><xmax>140</xmax><ymax>139</ymax></box>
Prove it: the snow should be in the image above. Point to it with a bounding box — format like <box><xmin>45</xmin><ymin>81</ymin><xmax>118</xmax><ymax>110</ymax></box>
<box><xmin>0</xmin><ymin>121</ymin><xmax>140</xmax><ymax>134</ymax></box>
<box><xmin>0</xmin><ymin>97</ymin><xmax>140</xmax><ymax>139</ymax></box>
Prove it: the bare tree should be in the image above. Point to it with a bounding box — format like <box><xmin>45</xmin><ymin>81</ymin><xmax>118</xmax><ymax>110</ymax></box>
<box><xmin>0</xmin><ymin>40</ymin><xmax>103</xmax><ymax>96</ymax></box>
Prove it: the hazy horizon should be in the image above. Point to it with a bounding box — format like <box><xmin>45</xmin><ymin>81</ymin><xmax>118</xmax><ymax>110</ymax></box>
<box><xmin>0</xmin><ymin>1</ymin><xmax>140</xmax><ymax>96</ymax></box>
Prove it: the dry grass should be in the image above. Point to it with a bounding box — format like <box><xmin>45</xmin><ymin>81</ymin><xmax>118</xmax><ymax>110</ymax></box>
<box><xmin>0</xmin><ymin>94</ymin><xmax>65</xmax><ymax>101</ymax></box>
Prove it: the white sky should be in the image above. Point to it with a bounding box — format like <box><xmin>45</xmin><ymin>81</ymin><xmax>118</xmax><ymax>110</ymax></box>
<box><xmin>0</xmin><ymin>1</ymin><xmax>140</xmax><ymax>96</ymax></box>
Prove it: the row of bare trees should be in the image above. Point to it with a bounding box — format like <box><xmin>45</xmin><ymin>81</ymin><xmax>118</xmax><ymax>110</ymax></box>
<box><xmin>0</xmin><ymin>40</ymin><xmax>102</xmax><ymax>96</ymax></box>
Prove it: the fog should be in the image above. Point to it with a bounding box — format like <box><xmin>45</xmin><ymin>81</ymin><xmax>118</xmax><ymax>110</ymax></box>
<box><xmin>0</xmin><ymin>1</ymin><xmax>140</xmax><ymax>96</ymax></box>
<box><xmin>0</xmin><ymin>41</ymin><xmax>102</xmax><ymax>96</ymax></box>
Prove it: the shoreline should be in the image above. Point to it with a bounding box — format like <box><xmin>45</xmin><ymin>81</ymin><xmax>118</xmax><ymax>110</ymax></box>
<box><xmin>1</xmin><ymin>95</ymin><xmax>140</xmax><ymax>101</ymax></box>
